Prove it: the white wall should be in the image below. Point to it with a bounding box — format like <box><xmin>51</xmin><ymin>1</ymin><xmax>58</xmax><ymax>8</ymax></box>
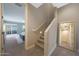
<box><xmin>3</xmin><ymin>3</ymin><xmax>25</xmax><ymax>23</ymax></box>
<box><xmin>28</xmin><ymin>3</ymin><xmax>55</xmax><ymax>30</ymax></box>
<box><xmin>58</xmin><ymin>4</ymin><xmax>79</xmax><ymax>52</ymax></box>
<box><xmin>45</xmin><ymin>18</ymin><xmax>57</xmax><ymax>56</ymax></box>
<box><xmin>25</xmin><ymin>3</ymin><xmax>55</xmax><ymax>49</ymax></box>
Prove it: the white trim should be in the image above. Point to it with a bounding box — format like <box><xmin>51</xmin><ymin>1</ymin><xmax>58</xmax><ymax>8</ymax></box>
<box><xmin>4</xmin><ymin>19</ymin><xmax>24</xmax><ymax>23</ymax></box>
<box><xmin>44</xmin><ymin>17</ymin><xmax>57</xmax><ymax>56</ymax></box>
<box><xmin>45</xmin><ymin>18</ymin><xmax>56</xmax><ymax>33</ymax></box>
<box><xmin>32</xmin><ymin>22</ymin><xmax>45</xmax><ymax>31</ymax></box>
<box><xmin>48</xmin><ymin>44</ymin><xmax>56</xmax><ymax>56</ymax></box>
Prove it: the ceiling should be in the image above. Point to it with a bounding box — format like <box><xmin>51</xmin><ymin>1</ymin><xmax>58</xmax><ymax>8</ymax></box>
<box><xmin>3</xmin><ymin>3</ymin><xmax>25</xmax><ymax>23</ymax></box>
<box><xmin>53</xmin><ymin>3</ymin><xmax>69</xmax><ymax>8</ymax></box>
<box><xmin>30</xmin><ymin>3</ymin><xmax>43</xmax><ymax>8</ymax></box>
<box><xmin>3</xmin><ymin>3</ymin><xmax>68</xmax><ymax>23</ymax></box>
<box><xmin>30</xmin><ymin>3</ymin><xmax>68</xmax><ymax>8</ymax></box>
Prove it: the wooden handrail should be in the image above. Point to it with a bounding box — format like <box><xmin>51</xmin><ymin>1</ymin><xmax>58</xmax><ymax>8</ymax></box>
<box><xmin>32</xmin><ymin>22</ymin><xmax>45</xmax><ymax>31</ymax></box>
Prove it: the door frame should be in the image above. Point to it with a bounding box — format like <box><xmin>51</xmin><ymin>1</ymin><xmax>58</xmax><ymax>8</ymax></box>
<box><xmin>58</xmin><ymin>22</ymin><xmax>76</xmax><ymax>51</ymax></box>
<box><xmin>0</xmin><ymin>3</ymin><xmax>5</xmax><ymax>55</ymax></box>
<box><xmin>0</xmin><ymin>3</ymin><xmax>28</xmax><ymax>55</ymax></box>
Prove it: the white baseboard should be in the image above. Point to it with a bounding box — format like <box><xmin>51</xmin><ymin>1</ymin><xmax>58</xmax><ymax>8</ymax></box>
<box><xmin>48</xmin><ymin>44</ymin><xmax>56</xmax><ymax>56</ymax></box>
<box><xmin>26</xmin><ymin>44</ymin><xmax>35</xmax><ymax>50</ymax></box>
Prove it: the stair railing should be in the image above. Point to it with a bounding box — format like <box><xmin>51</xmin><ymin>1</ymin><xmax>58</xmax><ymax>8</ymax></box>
<box><xmin>32</xmin><ymin>22</ymin><xmax>45</xmax><ymax>32</ymax></box>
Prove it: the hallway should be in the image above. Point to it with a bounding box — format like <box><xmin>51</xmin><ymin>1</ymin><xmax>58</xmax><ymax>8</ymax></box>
<box><xmin>51</xmin><ymin>47</ymin><xmax>79</xmax><ymax>56</ymax></box>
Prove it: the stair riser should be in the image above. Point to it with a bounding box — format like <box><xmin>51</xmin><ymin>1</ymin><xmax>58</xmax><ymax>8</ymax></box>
<box><xmin>36</xmin><ymin>42</ymin><xmax>44</xmax><ymax>49</ymax></box>
<box><xmin>40</xmin><ymin>36</ymin><xmax>44</xmax><ymax>39</ymax></box>
<box><xmin>38</xmin><ymin>39</ymin><xmax>44</xmax><ymax>43</ymax></box>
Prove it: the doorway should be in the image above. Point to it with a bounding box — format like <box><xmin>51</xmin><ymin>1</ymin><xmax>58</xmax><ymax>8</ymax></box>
<box><xmin>59</xmin><ymin>22</ymin><xmax>75</xmax><ymax>51</ymax></box>
<box><xmin>2</xmin><ymin>3</ymin><xmax>25</xmax><ymax>55</ymax></box>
